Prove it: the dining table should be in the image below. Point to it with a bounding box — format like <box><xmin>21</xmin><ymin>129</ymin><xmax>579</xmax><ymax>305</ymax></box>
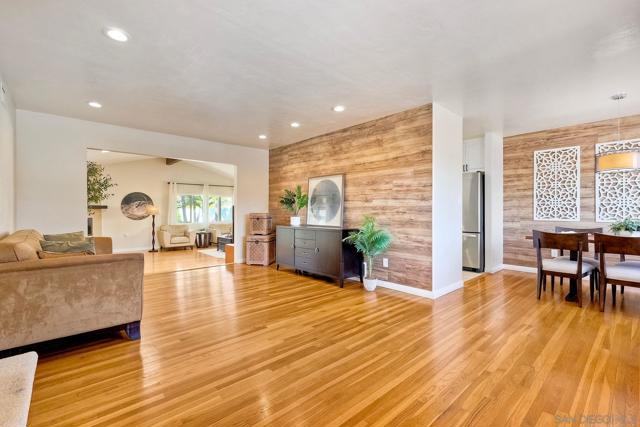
<box><xmin>524</xmin><ymin>234</ymin><xmax>597</xmax><ymax>303</ymax></box>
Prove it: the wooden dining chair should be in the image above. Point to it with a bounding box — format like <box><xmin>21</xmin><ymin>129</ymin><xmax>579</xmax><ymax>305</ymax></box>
<box><xmin>533</xmin><ymin>230</ymin><xmax>597</xmax><ymax>307</ymax></box>
<box><xmin>553</xmin><ymin>226</ymin><xmax>603</xmax><ymax>289</ymax></box>
<box><xmin>594</xmin><ymin>233</ymin><xmax>640</xmax><ymax>311</ymax></box>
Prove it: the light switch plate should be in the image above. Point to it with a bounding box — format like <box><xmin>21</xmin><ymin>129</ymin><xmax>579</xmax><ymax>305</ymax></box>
<box><xmin>383</xmin><ymin>258</ymin><xmax>389</xmax><ymax>268</ymax></box>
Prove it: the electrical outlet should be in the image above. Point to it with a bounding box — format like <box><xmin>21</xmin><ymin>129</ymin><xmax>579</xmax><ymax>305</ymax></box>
<box><xmin>383</xmin><ymin>258</ymin><xmax>389</xmax><ymax>268</ymax></box>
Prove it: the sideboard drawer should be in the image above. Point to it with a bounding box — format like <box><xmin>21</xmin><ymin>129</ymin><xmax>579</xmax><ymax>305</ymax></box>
<box><xmin>295</xmin><ymin>247</ymin><xmax>315</xmax><ymax>258</ymax></box>
<box><xmin>295</xmin><ymin>238</ymin><xmax>316</xmax><ymax>249</ymax></box>
<box><xmin>295</xmin><ymin>256</ymin><xmax>317</xmax><ymax>271</ymax></box>
<box><xmin>295</xmin><ymin>229</ymin><xmax>316</xmax><ymax>240</ymax></box>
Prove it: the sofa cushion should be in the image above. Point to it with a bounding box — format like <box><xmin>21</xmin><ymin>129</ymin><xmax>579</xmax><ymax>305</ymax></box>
<box><xmin>170</xmin><ymin>236</ymin><xmax>190</xmax><ymax>244</ymax></box>
<box><xmin>160</xmin><ymin>224</ymin><xmax>189</xmax><ymax>235</ymax></box>
<box><xmin>43</xmin><ymin>231</ymin><xmax>84</xmax><ymax>242</ymax></box>
<box><xmin>0</xmin><ymin>230</ymin><xmax>44</xmax><ymax>253</ymax></box>
<box><xmin>0</xmin><ymin>242</ymin><xmax>39</xmax><ymax>263</ymax></box>
<box><xmin>40</xmin><ymin>239</ymin><xmax>96</xmax><ymax>254</ymax></box>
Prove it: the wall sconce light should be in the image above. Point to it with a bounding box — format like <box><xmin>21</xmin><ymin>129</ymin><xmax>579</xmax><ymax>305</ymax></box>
<box><xmin>596</xmin><ymin>151</ymin><xmax>640</xmax><ymax>172</ymax></box>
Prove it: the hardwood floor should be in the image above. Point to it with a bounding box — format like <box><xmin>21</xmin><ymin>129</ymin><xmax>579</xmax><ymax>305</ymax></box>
<box><xmin>28</xmin><ymin>267</ymin><xmax>640</xmax><ymax>426</ymax></box>
<box><xmin>143</xmin><ymin>248</ymin><xmax>227</xmax><ymax>275</ymax></box>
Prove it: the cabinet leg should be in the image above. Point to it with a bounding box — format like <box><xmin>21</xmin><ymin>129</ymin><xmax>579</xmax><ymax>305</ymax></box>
<box><xmin>340</xmin><ymin>278</ymin><xmax>344</xmax><ymax>288</ymax></box>
<box><xmin>276</xmin><ymin>264</ymin><xmax>280</xmax><ymax>270</ymax></box>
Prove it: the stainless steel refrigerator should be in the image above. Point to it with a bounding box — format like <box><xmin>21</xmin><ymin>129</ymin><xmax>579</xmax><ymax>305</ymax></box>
<box><xmin>463</xmin><ymin>171</ymin><xmax>485</xmax><ymax>272</ymax></box>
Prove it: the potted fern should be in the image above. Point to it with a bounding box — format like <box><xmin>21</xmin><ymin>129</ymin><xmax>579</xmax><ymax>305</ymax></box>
<box><xmin>610</xmin><ymin>218</ymin><xmax>640</xmax><ymax>237</ymax></box>
<box><xmin>343</xmin><ymin>216</ymin><xmax>392</xmax><ymax>291</ymax></box>
<box><xmin>279</xmin><ymin>185</ymin><xmax>308</xmax><ymax>226</ymax></box>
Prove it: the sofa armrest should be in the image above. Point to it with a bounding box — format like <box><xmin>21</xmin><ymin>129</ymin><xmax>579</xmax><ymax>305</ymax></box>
<box><xmin>0</xmin><ymin>253</ymin><xmax>144</xmax><ymax>351</ymax></box>
<box><xmin>94</xmin><ymin>237</ymin><xmax>113</xmax><ymax>255</ymax></box>
<box><xmin>158</xmin><ymin>230</ymin><xmax>171</xmax><ymax>247</ymax></box>
<box><xmin>187</xmin><ymin>231</ymin><xmax>196</xmax><ymax>245</ymax></box>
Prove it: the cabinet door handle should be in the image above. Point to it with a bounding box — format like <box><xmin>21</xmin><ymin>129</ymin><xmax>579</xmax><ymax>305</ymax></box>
<box><xmin>315</xmin><ymin>247</ymin><xmax>319</xmax><ymax>253</ymax></box>
<box><xmin>291</xmin><ymin>244</ymin><xmax>295</xmax><ymax>249</ymax></box>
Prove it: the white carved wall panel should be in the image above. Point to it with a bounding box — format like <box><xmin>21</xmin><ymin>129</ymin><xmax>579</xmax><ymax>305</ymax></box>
<box><xmin>596</xmin><ymin>139</ymin><xmax>640</xmax><ymax>222</ymax></box>
<box><xmin>533</xmin><ymin>146</ymin><xmax>580</xmax><ymax>221</ymax></box>
<box><xmin>595</xmin><ymin>139</ymin><xmax>640</xmax><ymax>155</ymax></box>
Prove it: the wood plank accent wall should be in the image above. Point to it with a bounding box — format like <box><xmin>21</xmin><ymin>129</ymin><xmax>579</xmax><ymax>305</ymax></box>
<box><xmin>269</xmin><ymin>105</ymin><xmax>433</xmax><ymax>290</ymax></box>
<box><xmin>504</xmin><ymin>114</ymin><xmax>640</xmax><ymax>267</ymax></box>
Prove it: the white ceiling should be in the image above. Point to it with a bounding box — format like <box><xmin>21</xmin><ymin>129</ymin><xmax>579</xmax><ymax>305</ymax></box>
<box><xmin>1</xmin><ymin>1</ymin><xmax>640</xmax><ymax>148</ymax></box>
<box><xmin>86</xmin><ymin>149</ymin><xmax>235</xmax><ymax>179</ymax></box>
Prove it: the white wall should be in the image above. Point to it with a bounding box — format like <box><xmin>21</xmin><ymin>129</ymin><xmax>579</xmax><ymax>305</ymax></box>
<box><xmin>483</xmin><ymin>131</ymin><xmax>504</xmax><ymax>273</ymax></box>
<box><xmin>0</xmin><ymin>74</ymin><xmax>15</xmax><ymax>237</ymax></box>
<box><xmin>97</xmin><ymin>158</ymin><xmax>234</xmax><ymax>251</ymax></box>
<box><xmin>15</xmin><ymin>110</ymin><xmax>269</xmax><ymax>262</ymax></box>
<box><xmin>431</xmin><ymin>103</ymin><xmax>464</xmax><ymax>296</ymax></box>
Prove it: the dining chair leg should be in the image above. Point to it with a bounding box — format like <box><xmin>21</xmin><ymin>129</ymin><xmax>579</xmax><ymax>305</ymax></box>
<box><xmin>542</xmin><ymin>274</ymin><xmax>546</xmax><ymax>292</ymax></box>
<box><xmin>536</xmin><ymin>272</ymin><xmax>542</xmax><ymax>299</ymax></box>
<box><xmin>621</xmin><ymin>286</ymin><xmax>624</xmax><ymax>295</ymax></box>
<box><xmin>577</xmin><ymin>278</ymin><xmax>582</xmax><ymax>308</ymax></box>
<box><xmin>612</xmin><ymin>284</ymin><xmax>617</xmax><ymax>306</ymax></box>
<box><xmin>560</xmin><ymin>277</ymin><xmax>563</xmax><ymax>287</ymax></box>
<box><xmin>589</xmin><ymin>273</ymin><xmax>594</xmax><ymax>303</ymax></box>
<box><xmin>551</xmin><ymin>275</ymin><xmax>555</xmax><ymax>293</ymax></box>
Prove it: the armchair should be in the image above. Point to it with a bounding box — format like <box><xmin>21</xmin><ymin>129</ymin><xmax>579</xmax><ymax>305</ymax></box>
<box><xmin>158</xmin><ymin>225</ymin><xmax>196</xmax><ymax>250</ymax></box>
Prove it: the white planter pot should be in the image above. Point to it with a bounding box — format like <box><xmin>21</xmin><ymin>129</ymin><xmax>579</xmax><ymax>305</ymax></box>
<box><xmin>363</xmin><ymin>278</ymin><xmax>378</xmax><ymax>291</ymax></box>
<box><xmin>616</xmin><ymin>230</ymin><xmax>640</xmax><ymax>237</ymax></box>
<box><xmin>290</xmin><ymin>216</ymin><xmax>301</xmax><ymax>227</ymax></box>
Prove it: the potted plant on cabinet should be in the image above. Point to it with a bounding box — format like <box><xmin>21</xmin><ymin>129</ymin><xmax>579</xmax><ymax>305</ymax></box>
<box><xmin>279</xmin><ymin>185</ymin><xmax>308</xmax><ymax>226</ymax></box>
<box><xmin>343</xmin><ymin>216</ymin><xmax>392</xmax><ymax>291</ymax></box>
<box><xmin>610</xmin><ymin>218</ymin><xmax>640</xmax><ymax>237</ymax></box>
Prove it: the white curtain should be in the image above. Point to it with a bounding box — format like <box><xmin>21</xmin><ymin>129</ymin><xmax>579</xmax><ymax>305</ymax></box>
<box><xmin>167</xmin><ymin>182</ymin><xmax>178</xmax><ymax>225</ymax></box>
<box><xmin>202</xmin><ymin>184</ymin><xmax>210</xmax><ymax>225</ymax></box>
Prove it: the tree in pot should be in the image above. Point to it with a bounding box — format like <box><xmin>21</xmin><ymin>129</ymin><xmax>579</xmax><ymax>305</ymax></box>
<box><xmin>279</xmin><ymin>185</ymin><xmax>308</xmax><ymax>226</ymax></box>
<box><xmin>87</xmin><ymin>161</ymin><xmax>117</xmax><ymax>213</ymax></box>
<box><xmin>343</xmin><ymin>216</ymin><xmax>392</xmax><ymax>291</ymax></box>
<box><xmin>610</xmin><ymin>218</ymin><xmax>640</xmax><ymax>237</ymax></box>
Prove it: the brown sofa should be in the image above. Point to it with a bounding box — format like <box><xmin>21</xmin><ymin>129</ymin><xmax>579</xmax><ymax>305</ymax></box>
<box><xmin>0</xmin><ymin>230</ymin><xmax>144</xmax><ymax>352</ymax></box>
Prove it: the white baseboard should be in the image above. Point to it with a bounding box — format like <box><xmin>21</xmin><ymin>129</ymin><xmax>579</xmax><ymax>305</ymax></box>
<box><xmin>432</xmin><ymin>280</ymin><xmax>464</xmax><ymax>298</ymax></box>
<box><xmin>374</xmin><ymin>278</ymin><xmax>464</xmax><ymax>300</ymax></box>
<box><xmin>487</xmin><ymin>264</ymin><xmax>504</xmax><ymax>274</ymax></box>
<box><xmin>375</xmin><ymin>280</ymin><xmax>434</xmax><ymax>299</ymax></box>
<box><xmin>501</xmin><ymin>264</ymin><xmax>537</xmax><ymax>274</ymax></box>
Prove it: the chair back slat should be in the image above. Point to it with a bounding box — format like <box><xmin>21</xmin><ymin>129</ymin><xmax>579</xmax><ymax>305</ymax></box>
<box><xmin>594</xmin><ymin>233</ymin><xmax>640</xmax><ymax>257</ymax></box>
<box><xmin>532</xmin><ymin>230</ymin><xmax>588</xmax><ymax>252</ymax></box>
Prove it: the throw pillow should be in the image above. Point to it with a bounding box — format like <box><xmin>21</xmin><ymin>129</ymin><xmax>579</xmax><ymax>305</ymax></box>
<box><xmin>38</xmin><ymin>251</ymin><xmax>88</xmax><ymax>259</ymax></box>
<box><xmin>39</xmin><ymin>238</ymin><xmax>96</xmax><ymax>254</ymax></box>
<box><xmin>43</xmin><ymin>231</ymin><xmax>85</xmax><ymax>242</ymax></box>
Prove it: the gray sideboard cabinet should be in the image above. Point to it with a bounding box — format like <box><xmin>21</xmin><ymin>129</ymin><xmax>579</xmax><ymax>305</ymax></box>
<box><xmin>275</xmin><ymin>225</ymin><xmax>363</xmax><ymax>287</ymax></box>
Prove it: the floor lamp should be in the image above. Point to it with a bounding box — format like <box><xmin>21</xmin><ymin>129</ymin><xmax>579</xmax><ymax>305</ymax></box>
<box><xmin>147</xmin><ymin>205</ymin><xmax>159</xmax><ymax>253</ymax></box>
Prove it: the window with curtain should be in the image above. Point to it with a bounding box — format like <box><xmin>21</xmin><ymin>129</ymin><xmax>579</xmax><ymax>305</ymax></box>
<box><xmin>171</xmin><ymin>183</ymin><xmax>233</xmax><ymax>225</ymax></box>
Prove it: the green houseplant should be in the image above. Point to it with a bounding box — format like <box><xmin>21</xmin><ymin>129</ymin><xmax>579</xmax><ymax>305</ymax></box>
<box><xmin>279</xmin><ymin>185</ymin><xmax>308</xmax><ymax>226</ymax></box>
<box><xmin>343</xmin><ymin>216</ymin><xmax>392</xmax><ymax>291</ymax></box>
<box><xmin>87</xmin><ymin>161</ymin><xmax>117</xmax><ymax>212</ymax></box>
<box><xmin>610</xmin><ymin>218</ymin><xmax>640</xmax><ymax>236</ymax></box>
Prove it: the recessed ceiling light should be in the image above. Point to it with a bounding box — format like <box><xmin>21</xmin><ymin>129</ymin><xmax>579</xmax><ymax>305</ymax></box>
<box><xmin>333</xmin><ymin>105</ymin><xmax>346</xmax><ymax>112</ymax></box>
<box><xmin>290</xmin><ymin>122</ymin><xmax>300</xmax><ymax>128</ymax></box>
<box><xmin>101</xmin><ymin>150</ymin><xmax>110</xmax><ymax>153</ymax></box>
<box><xmin>258</xmin><ymin>134</ymin><xmax>267</xmax><ymax>140</ymax></box>
<box><xmin>88</xmin><ymin>101</ymin><xmax>102</xmax><ymax>108</ymax></box>
<box><xmin>104</xmin><ymin>27</ymin><xmax>130</xmax><ymax>42</ymax></box>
